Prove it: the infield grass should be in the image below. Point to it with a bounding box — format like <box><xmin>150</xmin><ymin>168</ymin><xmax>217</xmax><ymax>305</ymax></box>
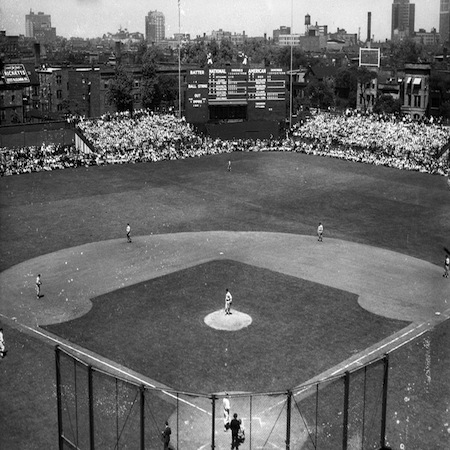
<box><xmin>43</xmin><ymin>259</ymin><xmax>407</xmax><ymax>393</ymax></box>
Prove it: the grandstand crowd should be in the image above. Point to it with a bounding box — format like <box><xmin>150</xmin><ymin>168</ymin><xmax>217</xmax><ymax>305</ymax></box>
<box><xmin>1</xmin><ymin>110</ymin><xmax>449</xmax><ymax>177</ymax></box>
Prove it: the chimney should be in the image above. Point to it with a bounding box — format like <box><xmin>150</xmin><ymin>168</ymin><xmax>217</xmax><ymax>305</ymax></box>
<box><xmin>367</xmin><ymin>12</ymin><xmax>372</xmax><ymax>44</ymax></box>
<box><xmin>34</xmin><ymin>42</ymin><xmax>41</xmax><ymax>66</ymax></box>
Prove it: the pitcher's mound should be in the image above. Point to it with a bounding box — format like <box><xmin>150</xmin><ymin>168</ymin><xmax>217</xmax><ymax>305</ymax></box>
<box><xmin>204</xmin><ymin>310</ymin><xmax>252</xmax><ymax>331</ymax></box>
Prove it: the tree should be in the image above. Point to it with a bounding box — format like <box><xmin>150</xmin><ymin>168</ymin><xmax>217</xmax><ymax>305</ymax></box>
<box><xmin>356</xmin><ymin>66</ymin><xmax>377</xmax><ymax>112</ymax></box>
<box><xmin>217</xmin><ymin>39</ymin><xmax>235</xmax><ymax>65</ymax></box>
<box><xmin>429</xmin><ymin>71</ymin><xmax>450</xmax><ymax>119</ymax></box>
<box><xmin>335</xmin><ymin>66</ymin><xmax>358</xmax><ymax>109</ymax></box>
<box><xmin>373</xmin><ymin>94</ymin><xmax>402</xmax><ymax>115</ymax></box>
<box><xmin>107</xmin><ymin>65</ymin><xmax>133</xmax><ymax>113</ymax></box>
<box><xmin>275</xmin><ymin>47</ymin><xmax>309</xmax><ymax>70</ymax></box>
<box><xmin>181</xmin><ymin>41</ymin><xmax>208</xmax><ymax>66</ymax></box>
<box><xmin>304</xmin><ymin>79</ymin><xmax>335</xmax><ymax>109</ymax></box>
<box><xmin>387</xmin><ymin>39</ymin><xmax>426</xmax><ymax>70</ymax></box>
<box><xmin>141</xmin><ymin>48</ymin><xmax>159</xmax><ymax>109</ymax></box>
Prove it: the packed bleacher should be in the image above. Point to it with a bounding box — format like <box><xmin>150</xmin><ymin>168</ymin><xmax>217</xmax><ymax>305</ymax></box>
<box><xmin>1</xmin><ymin>110</ymin><xmax>449</xmax><ymax>177</ymax></box>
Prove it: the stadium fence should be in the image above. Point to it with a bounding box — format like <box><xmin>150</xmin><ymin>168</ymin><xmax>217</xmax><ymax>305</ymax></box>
<box><xmin>55</xmin><ymin>319</ymin><xmax>448</xmax><ymax>449</ymax></box>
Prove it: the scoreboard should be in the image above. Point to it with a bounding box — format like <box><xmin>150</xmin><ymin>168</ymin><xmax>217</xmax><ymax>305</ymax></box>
<box><xmin>186</xmin><ymin>67</ymin><xmax>286</xmax><ymax>123</ymax></box>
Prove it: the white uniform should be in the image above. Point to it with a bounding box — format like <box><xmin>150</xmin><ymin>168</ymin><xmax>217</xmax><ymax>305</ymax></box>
<box><xmin>36</xmin><ymin>275</ymin><xmax>42</xmax><ymax>298</ymax></box>
<box><xmin>225</xmin><ymin>291</ymin><xmax>232</xmax><ymax>315</ymax></box>
<box><xmin>317</xmin><ymin>224</ymin><xmax>324</xmax><ymax>241</ymax></box>
<box><xmin>223</xmin><ymin>397</ymin><xmax>230</xmax><ymax>429</ymax></box>
<box><xmin>0</xmin><ymin>329</ymin><xmax>5</xmax><ymax>356</ymax></box>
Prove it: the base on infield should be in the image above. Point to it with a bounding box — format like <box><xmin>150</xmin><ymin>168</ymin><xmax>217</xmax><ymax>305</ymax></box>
<box><xmin>204</xmin><ymin>310</ymin><xmax>252</xmax><ymax>331</ymax></box>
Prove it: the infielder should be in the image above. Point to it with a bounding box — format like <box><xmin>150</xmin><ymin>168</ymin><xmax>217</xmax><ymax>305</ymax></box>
<box><xmin>36</xmin><ymin>274</ymin><xmax>42</xmax><ymax>298</ymax></box>
<box><xmin>317</xmin><ymin>222</ymin><xmax>324</xmax><ymax>242</ymax></box>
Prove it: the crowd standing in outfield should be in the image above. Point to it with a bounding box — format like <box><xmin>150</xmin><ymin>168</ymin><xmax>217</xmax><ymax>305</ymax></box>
<box><xmin>1</xmin><ymin>110</ymin><xmax>449</xmax><ymax>177</ymax></box>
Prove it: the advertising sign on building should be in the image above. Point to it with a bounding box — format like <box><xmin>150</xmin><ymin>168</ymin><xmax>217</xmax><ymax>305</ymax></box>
<box><xmin>2</xmin><ymin>64</ymin><xmax>31</xmax><ymax>84</ymax></box>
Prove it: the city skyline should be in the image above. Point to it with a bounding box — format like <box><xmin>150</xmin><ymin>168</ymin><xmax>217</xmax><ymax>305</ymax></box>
<box><xmin>0</xmin><ymin>0</ymin><xmax>441</xmax><ymax>42</ymax></box>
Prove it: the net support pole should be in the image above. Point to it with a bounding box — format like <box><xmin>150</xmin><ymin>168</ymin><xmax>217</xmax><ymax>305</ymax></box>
<box><xmin>88</xmin><ymin>364</ymin><xmax>95</xmax><ymax>449</ymax></box>
<box><xmin>249</xmin><ymin>395</ymin><xmax>253</xmax><ymax>450</ymax></box>
<box><xmin>286</xmin><ymin>390</ymin><xmax>292</xmax><ymax>450</ymax></box>
<box><xmin>380</xmin><ymin>354</ymin><xmax>389</xmax><ymax>449</ymax></box>
<box><xmin>140</xmin><ymin>386</ymin><xmax>145</xmax><ymax>450</ymax></box>
<box><xmin>176</xmin><ymin>393</ymin><xmax>180</xmax><ymax>450</ymax></box>
<box><xmin>211</xmin><ymin>395</ymin><xmax>216</xmax><ymax>450</ymax></box>
<box><xmin>343</xmin><ymin>371</ymin><xmax>350</xmax><ymax>450</ymax></box>
<box><xmin>55</xmin><ymin>346</ymin><xmax>64</xmax><ymax>450</ymax></box>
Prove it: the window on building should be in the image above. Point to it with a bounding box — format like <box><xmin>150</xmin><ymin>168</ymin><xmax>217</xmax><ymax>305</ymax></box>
<box><xmin>133</xmin><ymin>93</ymin><xmax>140</xmax><ymax>100</ymax></box>
<box><xmin>134</xmin><ymin>80</ymin><xmax>140</xmax><ymax>88</ymax></box>
<box><xmin>11</xmin><ymin>95</ymin><xmax>15</xmax><ymax>102</ymax></box>
<box><xmin>414</xmin><ymin>95</ymin><xmax>421</xmax><ymax>108</ymax></box>
<box><xmin>57</xmin><ymin>104</ymin><xmax>63</xmax><ymax>111</ymax></box>
<box><xmin>407</xmin><ymin>94</ymin><xmax>412</xmax><ymax>106</ymax></box>
<box><xmin>57</xmin><ymin>90</ymin><xmax>62</xmax><ymax>99</ymax></box>
<box><xmin>56</xmin><ymin>75</ymin><xmax>62</xmax><ymax>84</ymax></box>
<box><xmin>413</xmin><ymin>78</ymin><xmax>422</xmax><ymax>90</ymax></box>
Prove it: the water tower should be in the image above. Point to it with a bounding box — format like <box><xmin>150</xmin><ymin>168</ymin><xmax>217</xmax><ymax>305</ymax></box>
<box><xmin>305</xmin><ymin>13</ymin><xmax>311</xmax><ymax>34</ymax></box>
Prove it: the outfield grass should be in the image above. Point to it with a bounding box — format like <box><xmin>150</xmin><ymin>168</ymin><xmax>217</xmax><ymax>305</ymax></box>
<box><xmin>1</xmin><ymin>151</ymin><xmax>449</xmax><ymax>449</ymax></box>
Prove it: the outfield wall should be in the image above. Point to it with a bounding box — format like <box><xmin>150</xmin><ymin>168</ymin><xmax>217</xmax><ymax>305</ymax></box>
<box><xmin>0</xmin><ymin>121</ymin><xmax>75</xmax><ymax>147</ymax></box>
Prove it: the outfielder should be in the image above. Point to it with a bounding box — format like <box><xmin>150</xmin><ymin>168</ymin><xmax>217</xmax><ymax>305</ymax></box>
<box><xmin>126</xmin><ymin>223</ymin><xmax>132</xmax><ymax>243</ymax></box>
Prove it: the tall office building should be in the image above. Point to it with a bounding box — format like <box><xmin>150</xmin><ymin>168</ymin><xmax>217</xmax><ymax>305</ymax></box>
<box><xmin>440</xmin><ymin>0</ymin><xmax>450</xmax><ymax>44</ymax></box>
<box><xmin>26</xmin><ymin>10</ymin><xmax>51</xmax><ymax>37</ymax></box>
<box><xmin>391</xmin><ymin>0</ymin><xmax>415</xmax><ymax>41</ymax></box>
<box><xmin>25</xmin><ymin>10</ymin><xmax>56</xmax><ymax>43</ymax></box>
<box><xmin>145</xmin><ymin>11</ymin><xmax>165</xmax><ymax>44</ymax></box>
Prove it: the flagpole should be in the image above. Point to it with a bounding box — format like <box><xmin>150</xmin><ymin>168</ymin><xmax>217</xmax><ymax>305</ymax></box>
<box><xmin>289</xmin><ymin>0</ymin><xmax>293</xmax><ymax>130</ymax></box>
<box><xmin>178</xmin><ymin>0</ymin><xmax>182</xmax><ymax>119</ymax></box>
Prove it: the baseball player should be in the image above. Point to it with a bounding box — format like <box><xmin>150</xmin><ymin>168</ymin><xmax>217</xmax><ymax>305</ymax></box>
<box><xmin>225</xmin><ymin>288</ymin><xmax>232</xmax><ymax>315</ymax></box>
<box><xmin>36</xmin><ymin>274</ymin><xmax>42</xmax><ymax>298</ymax></box>
<box><xmin>223</xmin><ymin>393</ymin><xmax>231</xmax><ymax>431</ymax></box>
<box><xmin>0</xmin><ymin>328</ymin><xmax>5</xmax><ymax>358</ymax></box>
<box><xmin>126</xmin><ymin>223</ymin><xmax>132</xmax><ymax>243</ymax></box>
<box><xmin>317</xmin><ymin>222</ymin><xmax>324</xmax><ymax>242</ymax></box>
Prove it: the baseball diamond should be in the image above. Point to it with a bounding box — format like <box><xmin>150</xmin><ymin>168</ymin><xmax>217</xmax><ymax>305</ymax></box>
<box><xmin>0</xmin><ymin>149</ymin><xmax>449</xmax><ymax>449</ymax></box>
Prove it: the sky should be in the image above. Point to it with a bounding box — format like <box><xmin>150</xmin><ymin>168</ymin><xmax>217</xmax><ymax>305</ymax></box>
<box><xmin>0</xmin><ymin>0</ymin><xmax>442</xmax><ymax>42</ymax></box>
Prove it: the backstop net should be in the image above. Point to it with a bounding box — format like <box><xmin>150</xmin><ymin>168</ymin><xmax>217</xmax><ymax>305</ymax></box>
<box><xmin>55</xmin><ymin>318</ymin><xmax>449</xmax><ymax>449</ymax></box>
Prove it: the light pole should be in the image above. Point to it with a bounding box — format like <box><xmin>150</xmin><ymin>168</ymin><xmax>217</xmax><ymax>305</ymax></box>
<box><xmin>178</xmin><ymin>0</ymin><xmax>182</xmax><ymax>118</ymax></box>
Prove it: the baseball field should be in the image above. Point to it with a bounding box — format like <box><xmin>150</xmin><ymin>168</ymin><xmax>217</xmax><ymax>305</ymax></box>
<box><xmin>0</xmin><ymin>150</ymin><xmax>449</xmax><ymax>449</ymax></box>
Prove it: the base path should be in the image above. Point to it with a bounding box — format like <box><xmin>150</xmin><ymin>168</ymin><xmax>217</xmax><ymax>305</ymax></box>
<box><xmin>0</xmin><ymin>231</ymin><xmax>448</xmax><ymax>329</ymax></box>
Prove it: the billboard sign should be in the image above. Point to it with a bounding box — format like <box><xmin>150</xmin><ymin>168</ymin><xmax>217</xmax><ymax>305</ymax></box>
<box><xmin>2</xmin><ymin>64</ymin><xmax>31</xmax><ymax>84</ymax></box>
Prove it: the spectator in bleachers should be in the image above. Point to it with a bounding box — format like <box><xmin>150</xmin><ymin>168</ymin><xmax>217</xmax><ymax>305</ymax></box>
<box><xmin>1</xmin><ymin>110</ymin><xmax>448</xmax><ymax>177</ymax></box>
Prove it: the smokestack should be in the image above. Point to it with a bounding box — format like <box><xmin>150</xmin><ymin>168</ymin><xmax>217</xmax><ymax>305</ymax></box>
<box><xmin>34</xmin><ymin>42</ymin><xmax>41</xmax><ymax>66</ymax></box>
<box><xmin>367</xmin><ymin>12</ymin><xmax>372</xmax><ymax>44</ymax></box>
